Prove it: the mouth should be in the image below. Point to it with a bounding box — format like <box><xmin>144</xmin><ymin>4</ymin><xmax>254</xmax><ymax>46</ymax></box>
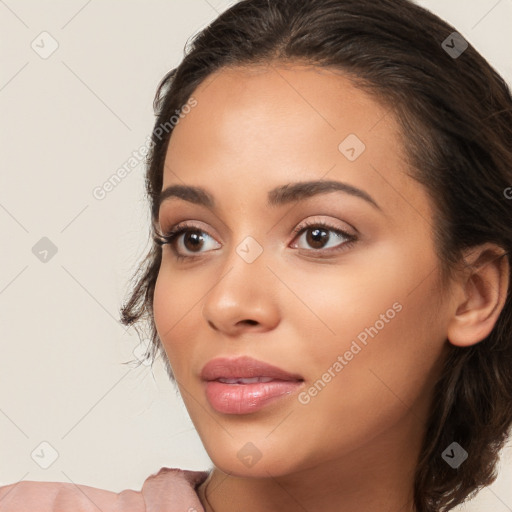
<box><xmin>203</xmin><ymin>379</ymin><xmax>304</xmax><ymax>414</ymax></box>
<box><xmin>215</xmin><ymin>376</ymin><xmax>301</xmax><ymax>384</ymax></box>
<box><xmin>200</xmin><ymin>355</ymin><xmax>304</xmax><ymax>382</ymax></box>
<box><xmin>200</xmin><ymin>356</ymin><xmax>305</xmax><ymax>414</ymax></box>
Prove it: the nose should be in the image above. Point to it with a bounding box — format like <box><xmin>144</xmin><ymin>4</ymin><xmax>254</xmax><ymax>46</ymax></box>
<box><xmin>201</xmin><ymin>246</ymin><xmax>281</xmax><ymax>336</ymax></box>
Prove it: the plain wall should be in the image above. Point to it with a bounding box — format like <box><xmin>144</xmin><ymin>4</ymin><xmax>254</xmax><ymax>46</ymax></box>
<box><xmin>1</xmin><ymin>1</ymin><xmax>511</xmax><ymax>510</ymax></box>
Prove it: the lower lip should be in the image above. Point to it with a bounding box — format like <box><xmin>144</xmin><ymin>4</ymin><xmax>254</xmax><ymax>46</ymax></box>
<box><xmin>204</xmin><ymin>379</ymin><xmax>304</xmax><ymax>414</ymax></box>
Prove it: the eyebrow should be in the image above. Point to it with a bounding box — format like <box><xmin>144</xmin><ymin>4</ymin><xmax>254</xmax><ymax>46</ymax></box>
<box><xmin>158</xmin><ymin>180</ymin><xmax>382</xmax><ymax>212</ymax></box>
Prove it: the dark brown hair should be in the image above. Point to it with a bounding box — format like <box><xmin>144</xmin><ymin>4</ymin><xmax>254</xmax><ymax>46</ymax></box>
<box><xmin>119</xmin><ymin>1</ymin><xmax>512</xmax><ymax>510</ymax></box>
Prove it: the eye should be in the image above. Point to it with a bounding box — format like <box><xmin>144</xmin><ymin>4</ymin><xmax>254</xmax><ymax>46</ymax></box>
<box><xmin>290</xmin><ymin>219</ymin><xmax>357</xmax><ymax>255</ymax></box>
<box><xmin>154</xmin><ymin>218</ymin><xmax>358</xmax><ymax>262</ymax></box>
<box><xmin>154</xmin><ymin>222</ymin><xmax>220</xmax><ymax>261</ymax></box>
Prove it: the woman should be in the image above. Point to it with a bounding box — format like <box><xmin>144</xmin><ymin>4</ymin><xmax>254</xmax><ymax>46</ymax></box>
<box><xmin>1</xmin><ymin>0</ymin><xmax>511</xmax><ymax>511</ymax></box>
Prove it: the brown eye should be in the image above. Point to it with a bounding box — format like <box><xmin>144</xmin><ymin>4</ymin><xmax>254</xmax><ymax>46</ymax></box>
<box><xmin>291</xmin><ymin>220</ymin><xmax>357</xmax><ymax>254</ymax></box>
<box><xmin>157</xmin><ymin>223</ymin><xmax>221</xmax><ymax>261</ymax></box>
<box><xmin>182</xmin><ymin>230</ymin><xmax>206</xmax><ymax>252</ymax></box>
<box><xmin>304</xmin><ymin>226</ymin><xmax>331</xmax><ymax>249</ymax></box>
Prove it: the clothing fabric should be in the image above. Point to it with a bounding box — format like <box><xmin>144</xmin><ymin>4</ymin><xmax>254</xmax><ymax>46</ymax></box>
<box><xmin>0</xmin><ymin>467</ymin><xmax>210</xmax><ymax>511</ymax></box>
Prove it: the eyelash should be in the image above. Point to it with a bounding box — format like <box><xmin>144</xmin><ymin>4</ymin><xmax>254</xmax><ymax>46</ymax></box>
<box><xmin>154</xmin><ymin>219</ymin><xmax>357</xmax><ymax>262</ymax></box>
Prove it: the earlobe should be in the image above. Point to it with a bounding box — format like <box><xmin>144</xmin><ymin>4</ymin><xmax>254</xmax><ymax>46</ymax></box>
<box><xmin>447</xmin><ymin>243</ymin><xmax>510</xmax><ymax>348</ymax></box>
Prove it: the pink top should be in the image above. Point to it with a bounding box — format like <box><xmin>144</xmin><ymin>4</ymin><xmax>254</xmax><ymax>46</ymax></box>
<box><xmin>0</xmin><ymin>467</ymin><xmax>210</xmax><ymax>511</ymax></box>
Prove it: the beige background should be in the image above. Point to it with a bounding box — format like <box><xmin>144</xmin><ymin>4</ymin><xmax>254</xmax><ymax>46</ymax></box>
<box><xmin>0</xmin><ymin>1</ymin><xmax>511</xmax><ymax>510</ymax></box>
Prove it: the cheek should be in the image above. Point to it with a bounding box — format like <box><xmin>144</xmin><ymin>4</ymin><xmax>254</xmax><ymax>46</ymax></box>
<box><xmin>294</xmin><ymin>240</ymin><xmax>446</xmax><ymax>401</ymax></box>
<box><xmin>284</xmin><ymin>245</ymin><xmax>406</xmax><ymax>358</ymax></box>
<box><xmin>153</xmin><ymin>270</ymin><xmax>172</xmax><ymax>341</ymax></box>
<box><xmin>152</xmin><ymin>268</ymin><xmax>197</xmax><ymax>369</ymax></box>
<box><xmin>287</xmin><ymin>280</ymin><xmax>445</xmax><ymax>464</ymax></box>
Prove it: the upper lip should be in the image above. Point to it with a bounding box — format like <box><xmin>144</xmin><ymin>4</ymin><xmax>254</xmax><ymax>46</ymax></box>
<box><xmin>200</xmin><ymin>355</ymin><xmax>304</xmax><ymax>382</ymax></box>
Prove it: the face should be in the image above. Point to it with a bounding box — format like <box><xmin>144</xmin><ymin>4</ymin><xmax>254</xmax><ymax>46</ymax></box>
<box><xmin>153</xmin><ymin>63</ymin><xmax>453</xmax><ymax>478</ymax></box>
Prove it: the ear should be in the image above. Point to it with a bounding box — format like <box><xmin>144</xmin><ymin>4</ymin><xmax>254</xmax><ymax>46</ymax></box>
<box><xmin>447</xmin><ymin>243</ymin><xmax>510</xmax><ymax>347</ymax></box>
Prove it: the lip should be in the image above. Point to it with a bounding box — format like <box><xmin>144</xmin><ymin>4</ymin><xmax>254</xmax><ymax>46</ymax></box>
<box><xmin>200</xmin><ymin>355</ymin><xmax>304</xmax><ymax>382</ymax></box>
<box><xmin>200</xmin><ymin>355</ymin><xmax>305</xmax><ymax>415</ymax></box>
<box><xmin>204</xmin><ymin>380</ymin><xmax>304</xmax><ymax>414</ymax></box>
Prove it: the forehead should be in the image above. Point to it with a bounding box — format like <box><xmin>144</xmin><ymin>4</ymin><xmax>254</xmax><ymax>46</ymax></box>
<box><xmin>162</xmin><ymin>63</ymin><xmax>432</xmax><ymax>225</ymax></box>
<box><xmin>167</xmin><ymin>63</ymin><xmax>395</xmax><ymax>163</ymax></box>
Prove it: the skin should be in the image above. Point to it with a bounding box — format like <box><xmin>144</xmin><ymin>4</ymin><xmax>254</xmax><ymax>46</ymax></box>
<box><xmin>152</xmin><ymin>63</ymin><xmax>509</xmax><ymax>512</ymax></box>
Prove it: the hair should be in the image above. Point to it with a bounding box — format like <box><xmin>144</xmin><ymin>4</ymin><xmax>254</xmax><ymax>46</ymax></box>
<box><xmin>119</xmin><ymin>0</ymin><xmax>512</xmax><ymax>510</ymax></box>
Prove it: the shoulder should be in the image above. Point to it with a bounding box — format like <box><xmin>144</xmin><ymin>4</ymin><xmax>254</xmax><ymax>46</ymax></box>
<box><xmin>141</xmin><ymin>467</ymin><xmax>210</xmax><ymax>511</ymax></box>
<box><xmin>0</xmin><ymin>479</ymin><xmax>142</xmax><ymax>511</ymax></box>
<box><xmin>0</xmin><ymin>467</ymin><xmax>210</xmax><ymax>512</ymax></box>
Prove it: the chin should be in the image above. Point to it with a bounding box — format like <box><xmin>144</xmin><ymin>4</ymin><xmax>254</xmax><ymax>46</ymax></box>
<box><xmin>203</xmin><ymin>436</ymin><xmax>303</xmax><ymax>478</ymax></box>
